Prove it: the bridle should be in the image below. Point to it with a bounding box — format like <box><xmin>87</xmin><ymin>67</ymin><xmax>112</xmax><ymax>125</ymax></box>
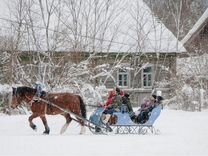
<box><xmin>12</xmin><ymin>87</ymin><xmax>34</xmax><ymax>107</ymax></box>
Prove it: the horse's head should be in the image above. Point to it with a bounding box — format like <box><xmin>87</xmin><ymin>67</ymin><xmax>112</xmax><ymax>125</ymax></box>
<box><xmin>11</xmin><ymin>86</ymin><xmax>36</xmax><ymax>109</ymax></box>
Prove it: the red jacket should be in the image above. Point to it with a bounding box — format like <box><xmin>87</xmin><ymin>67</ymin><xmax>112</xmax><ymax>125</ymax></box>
<box><xmin>103</xmin><ymin>91</ymin><xmax>116</xmax><ymax>108</ymax></box>
<box><xmin>120</xmin><ymin>90</ymin><xmax>124</xmax><ymax>97</ymax></box>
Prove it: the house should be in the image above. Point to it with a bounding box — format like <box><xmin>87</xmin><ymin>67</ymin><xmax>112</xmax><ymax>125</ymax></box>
<box><xmin>0</xmin><ymin>0</ymin><xmax>186</xmax><ymax>106</ymax></box>
<box><xmin>88</xmin><ymin>0</ymin><xmax>186</xmax><ymax>105</ymax></box>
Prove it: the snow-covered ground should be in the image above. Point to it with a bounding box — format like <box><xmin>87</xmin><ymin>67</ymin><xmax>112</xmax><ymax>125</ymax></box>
<box><xmin>0</xmin><ymin>109</ymin><xmax>208</xmax><ymax>156</ymax></box>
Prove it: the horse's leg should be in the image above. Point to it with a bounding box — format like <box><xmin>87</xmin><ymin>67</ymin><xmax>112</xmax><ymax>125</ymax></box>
<box><xmin>28</xmin><ymin>113</ymin><xmax>39</xmax><ymax>131</ymax></box>
<box><xmin>40</xmin><ymin>115</ymin><xmax>50</xmax><ymax>134</ymax></box>
<box><xmin>60</xmin><ymin>113</ymin><xmax>72</xmax><ymax>134</ymax></box>
<box><xmin>77</xmin><ymin>118</ymin><xmax>86</xmax><ymax>134</ymax></box>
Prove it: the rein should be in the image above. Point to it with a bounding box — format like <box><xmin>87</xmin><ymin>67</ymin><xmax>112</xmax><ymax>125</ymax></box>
<box><xmin>86</xmin><ymin>104</ymin><xmax>101</xmax><ymax>108</ymax></box>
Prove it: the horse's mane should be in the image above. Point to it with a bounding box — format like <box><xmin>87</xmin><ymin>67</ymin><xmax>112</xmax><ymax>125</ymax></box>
<box><xmin>14</xmin><ymin>86</ymin><xmax>36</xmax><ymax>96</ymax></box>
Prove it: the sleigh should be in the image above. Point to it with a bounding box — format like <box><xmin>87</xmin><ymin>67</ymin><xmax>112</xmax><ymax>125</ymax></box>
<box><xmin>88</xmin><ymin>104</ymin><xmax>162</xmax><ymax>134</ymax></box>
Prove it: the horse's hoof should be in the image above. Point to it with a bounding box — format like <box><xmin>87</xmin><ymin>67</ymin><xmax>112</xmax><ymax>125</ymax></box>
<box><xmin>43</xmin><ymin>130</ymin><xmax>50</xmax><ymax>135</ymax></box>
<box><xmin>31</xmin><ymin>125</ymin><xmax>37</xmax><ymax>131</ymax></box>
<box><xmin>43</xmin><ymin>132</ymin><xmax>49</xmax><ymax>135</ymax></box>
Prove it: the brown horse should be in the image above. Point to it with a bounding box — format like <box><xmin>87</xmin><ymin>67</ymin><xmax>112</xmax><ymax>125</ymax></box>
<box><xmin>11</xmin><ymin>86</ymin><xmax>87</xmax><ymax>134</ymax></box>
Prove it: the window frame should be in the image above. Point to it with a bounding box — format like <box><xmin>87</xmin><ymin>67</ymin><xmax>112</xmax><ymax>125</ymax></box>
<box><xmin>142</xmin><ymin>65</ymin><xmax>154</xmax><ymax>88</ymax></box>
<box><xmin>117</xmin><ymin>68</ymin><xmax>130</xmax><ymax>88</ymax></box>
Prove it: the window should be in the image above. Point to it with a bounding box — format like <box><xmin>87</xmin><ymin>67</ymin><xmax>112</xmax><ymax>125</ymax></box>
<box><xmin>143</xmin><ymin>66</ymin><xmax>153</xmax><ymax>87</ymax></box>
<box><xmin>118</xmin><ymin>69</ymin><xmax>129</xmax><ymax>87</ymax></box>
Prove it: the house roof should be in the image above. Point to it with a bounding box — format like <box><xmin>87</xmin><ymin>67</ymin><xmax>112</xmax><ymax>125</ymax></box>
<box><xmin>87</xmin><ymin>0</ymin><xmax>186</xmax><ymax>53</ymax></box>
<box><xmin>0</xmin><ymin>0</ymin><xmax>186</xmax><ymax>53</ymax></box>
<box><xmin>181</xmin><ymin>8</ymin><xmax>208</xmax><ymax>46</ymax></box>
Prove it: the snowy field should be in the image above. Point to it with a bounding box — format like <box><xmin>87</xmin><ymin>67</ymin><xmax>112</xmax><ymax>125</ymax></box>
<box><xmin>0</xmin><ymin>109</ymin><xmax>208</xmax><ymax>156</ymax></box>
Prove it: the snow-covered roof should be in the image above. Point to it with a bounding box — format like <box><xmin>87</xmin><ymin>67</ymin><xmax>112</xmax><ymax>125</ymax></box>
<box><xmin>93</xmin><ymin>0</ymin><xmax>186</xmax><ymax>53</ymax></box>
<box><xmin>0</xmin><ymin>0</ymin><xmax>186</xmax><ymax>53</ymax></box>
<box><xmin>181</xmin><ymin>8</ymin><xmax>208</xmax><ymax>46</ymax></box>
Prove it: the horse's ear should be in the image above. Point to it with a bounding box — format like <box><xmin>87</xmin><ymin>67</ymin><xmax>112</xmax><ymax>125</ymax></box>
<box><xmin>12</xmin><ymin>87</ymin><xmax>16</xmax><ymax>91</ymax></box>
<box><xmin>12</xmin><ymin>87</ymin><xmax>17</xmax><ymax>96</ymax></box>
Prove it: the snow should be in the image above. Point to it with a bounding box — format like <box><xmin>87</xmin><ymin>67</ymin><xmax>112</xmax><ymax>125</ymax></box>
<box><xmin>0</xmin><ymin>84</ymin><xmax>11</xmax><ymax>94</ymax></box>
<box><xmin>182</xmin><ymin>84</ymin><xmax>193</xmax><ymax>97</ymax></box>
<box><xmin>0</xmin><ymin>109</ymin><xmax>208</xmax><ymax>156</ymax></box>
<box><xmin>0</xmin><ymin>0</ymin><xmax>185</xmax><ymax>53</ymax></box>
<box><xmin>81</xmin><ymin>84</ymin><xmax>108</xmax><ymax>106</ymax></box>
<box><xmin>177</xmin><ymin>53</ymin><xmax>208</xmax><ymax>77</ymax></box>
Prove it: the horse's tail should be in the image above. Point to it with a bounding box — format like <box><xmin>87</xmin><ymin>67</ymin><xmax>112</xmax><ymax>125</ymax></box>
<box><xmin>78</xmin><ymin>95</ymin><xmax>87</xmax><ymax>119</ymax></box>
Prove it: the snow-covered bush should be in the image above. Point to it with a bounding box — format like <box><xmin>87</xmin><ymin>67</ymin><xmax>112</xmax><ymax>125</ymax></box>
<box><xmin>81</xmin><ymin>84</ymin><xmax>108</xmax><ymax>109</ymax></box>
<box><xmin>0</xmin><ymin>84</ymin><xmax>12</xmax><ymax>114</ymax></box>
<box><xmin>165</xmin><ymin>76</ymin><xmax>208</xmax><ymax>111</ymax></box>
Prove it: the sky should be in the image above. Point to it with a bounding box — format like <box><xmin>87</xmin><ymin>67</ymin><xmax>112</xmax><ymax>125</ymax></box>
<box><xmin>0</xmin><ymin>109</ymin><xmax>208</xmax><ymax>156</ymax></box>
<box><xmin>0</xmin><ymin>0</ymin><xmax>8</xmax><ymax>19</ymax></box>
<box><xmin>0</xmin><ymin>0</ymin><xmax>9</xmax><ymax>35</ymax></box>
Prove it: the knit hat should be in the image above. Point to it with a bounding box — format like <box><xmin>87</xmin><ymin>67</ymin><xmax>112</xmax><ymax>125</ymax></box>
<box><xmin>124</xmin><ymin>93</ymin><xmax>130</xmax><ymax>98</ymax></box>
<box><xmin>116</xmin><ymin>87</ymin><xmax>120</xmax><ymax>93</ymax></box>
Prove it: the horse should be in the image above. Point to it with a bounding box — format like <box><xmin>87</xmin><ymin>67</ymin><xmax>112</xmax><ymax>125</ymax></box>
<box><xmin>11</xmin><ymin>86</ymin><xmax>87</xmax><ymax>135</ymax></box>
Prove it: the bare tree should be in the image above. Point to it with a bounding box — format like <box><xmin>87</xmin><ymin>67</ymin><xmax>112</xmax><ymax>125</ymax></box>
<box><xmin>2</xmin><ymin>0</ymin><xmax>127</xmax><ymax>90</ymax></box>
